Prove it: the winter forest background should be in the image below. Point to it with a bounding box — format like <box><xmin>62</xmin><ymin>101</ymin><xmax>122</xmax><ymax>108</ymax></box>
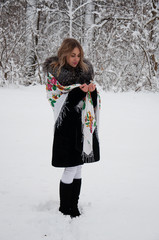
<box><xmin>0</xmin><ymin>0</ymin><xmax>159</xmax><ymax>92</ymax></box>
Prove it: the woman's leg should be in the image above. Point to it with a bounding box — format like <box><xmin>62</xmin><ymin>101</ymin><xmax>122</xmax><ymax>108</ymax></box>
<box><xmin>74</xmin><ymin>165</ymin><xmax>82</xmax><ymax>179</ymax></box>
<box><xmin>71</xmin><ymin>165</ymin><xmax>82</xmax><ymax>217</ymax></box>
<box><xmin>59</xmin><ymin>166</ymin><xmax>82</xmax><ymax>217</ymax></box>
<box><xmin>61</xmin><ymin>166</ymin><xmax>79</xmax><ymax>184</ymax></box>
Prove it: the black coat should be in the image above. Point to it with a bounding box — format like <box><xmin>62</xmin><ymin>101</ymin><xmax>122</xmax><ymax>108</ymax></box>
<box><xmin>44</xmin><ymin>57</ymin><xmax>100</xmax><ymax>167</ymax></box>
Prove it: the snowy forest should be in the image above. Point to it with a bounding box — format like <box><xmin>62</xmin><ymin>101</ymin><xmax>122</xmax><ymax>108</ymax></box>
<box><xmin>0</xmin><ymin>0</ymin><xmax>159</xmax><ymax>92</ymax></box>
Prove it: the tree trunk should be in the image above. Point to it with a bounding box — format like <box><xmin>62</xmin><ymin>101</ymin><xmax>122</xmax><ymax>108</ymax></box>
<box><xmin>84</xmin><ymin>2</ymin><xmax>94</xmax><ymax>58</ymax></box>
<box><xmin>150</xmin><ymin>0</ymin><xmax>158</xmax><ymax>74</ymax></box>
<box><xmin>25</xmin><ymin>0</ymin><xmax>38</xmax><ymax>79</ymax></box>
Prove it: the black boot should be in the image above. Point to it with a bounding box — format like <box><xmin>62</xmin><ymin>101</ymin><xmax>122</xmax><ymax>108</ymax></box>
<box><xmin>70</xmin><ymin>179</ymin><xmax>82</xmax><ymax>218</ymax></box>
<box><xmin>59</xmin><ymin>181</ymin><xmax>73</xmax><ymax>216</ymax></box>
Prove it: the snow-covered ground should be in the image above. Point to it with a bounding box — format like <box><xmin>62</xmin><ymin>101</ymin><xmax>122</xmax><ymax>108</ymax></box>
<box><xmin>0</xmin><ymin>85</ymin><xmax>159</xmax><ymax>240</ymax></box>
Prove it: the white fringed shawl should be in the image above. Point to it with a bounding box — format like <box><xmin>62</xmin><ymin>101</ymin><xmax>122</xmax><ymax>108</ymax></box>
<box><xmin>46</xmin><ymin>72</ymin><xmax>101</xmax><ymax>162</ymax></box>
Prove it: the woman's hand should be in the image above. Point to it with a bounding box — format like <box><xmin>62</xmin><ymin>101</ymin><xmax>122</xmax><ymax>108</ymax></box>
<box><xmin>80</xmin><ymin>83</ymin><xmax>89</xmax><ymax>92</ymax></box>
<box><xmin>88</xmin><ymin>83</ymin><xmax>96</xmax><ymax>92</ymax></box>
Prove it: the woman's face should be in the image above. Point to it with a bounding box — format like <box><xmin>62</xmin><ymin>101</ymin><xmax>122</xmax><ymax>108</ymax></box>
<box><xmin>66</xmin><ymin>47</ymin><xmax>80</xmax><ymax>67</ymax></box>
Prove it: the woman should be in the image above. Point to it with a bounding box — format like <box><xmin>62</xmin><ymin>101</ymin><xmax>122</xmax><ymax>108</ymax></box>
<box><xmin>43</xmin><ymin>38</ymin><xmax>100</xmax><ymax>218</ymax></box>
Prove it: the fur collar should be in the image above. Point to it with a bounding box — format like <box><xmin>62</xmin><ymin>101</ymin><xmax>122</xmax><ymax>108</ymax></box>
<box><xmin>43</xmin><ymin>56</ymin><xmax>94</xmax><ymax>86</ymax></box>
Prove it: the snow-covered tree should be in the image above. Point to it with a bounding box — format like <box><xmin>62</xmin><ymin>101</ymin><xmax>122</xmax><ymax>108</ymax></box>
<box><xmin>25</xmin><ymin>0</ymin><xmax>38</xmax><ymax>80</ymax></box>
<box><xmin>87</xmin><ymin>0</ymin><xmax>159</xmax><ymax>92</ymax></box>
<box><xmin>0</xmin><ymin>0</ymin><xmax>26</xmax><ymax>85</ymax></box>
<box><xmin>84</xmin><ymin>1</ymin><xmax>94</xmax><ymax>58</ymax></box>
<box><xmin>0</xmin><ymin>0</ymin><xmax>158</xmax><ymax>91</ymax></box>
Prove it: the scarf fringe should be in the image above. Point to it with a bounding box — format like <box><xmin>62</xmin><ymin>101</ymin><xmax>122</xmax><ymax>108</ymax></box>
<box><xmin>55</xmin><ymin>100</ymin><xmax>69</xmax><ymax>128</ymax></box>
<box><xmin>82</xmin><ymin>151</ymin><xmax>95</xmax><ymax>163</ymax></box>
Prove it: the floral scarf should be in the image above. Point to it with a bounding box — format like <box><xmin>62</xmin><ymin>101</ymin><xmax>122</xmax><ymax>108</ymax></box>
<box><xmin>46</xmin><ymin>72</ymin><xmax>101</xmax><ymax>162</ymax></box>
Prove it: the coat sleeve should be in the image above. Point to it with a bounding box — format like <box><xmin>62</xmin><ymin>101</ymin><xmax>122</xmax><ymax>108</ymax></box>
<box><xmin>91</xmin><ymin>89</ymin><xmax>97</xmax><ymax>108</ymax></box>
<box><xmin>67</xmin><ymin>87</ymin><xmax>86</xmax><ymax>107</ymax></box>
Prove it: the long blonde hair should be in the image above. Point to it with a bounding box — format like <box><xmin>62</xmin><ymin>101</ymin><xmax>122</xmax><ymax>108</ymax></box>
<box><xmin>51</xmin><ymin>38</ymin><xmax>88</xmax><ymax>75</ymax></box>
